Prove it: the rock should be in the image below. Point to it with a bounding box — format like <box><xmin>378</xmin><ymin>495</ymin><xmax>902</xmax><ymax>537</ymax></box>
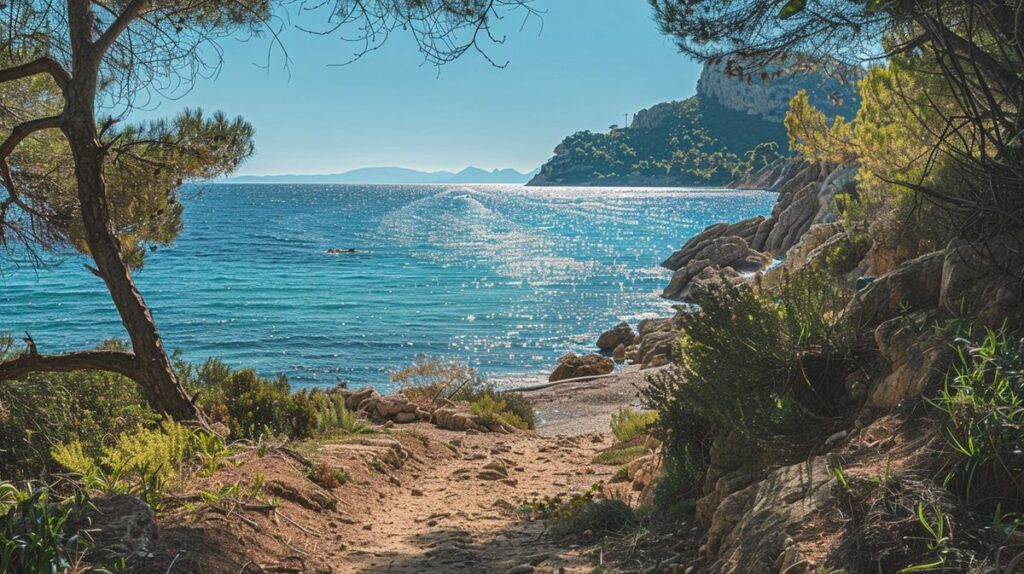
<box><xmin>411</xmin><ymin>488</ymin><xmax>425</xmax><ymax>497</ymax></box>
<box><xmin>597</xmin><ymin>322</ymin><xmax>636</xmax><ymax>351</ymax></box>
<box><xmin>844</xmin><ymin>251</ymin><xmax>944</xmax><ymax>330</ymax></box>
<box><xmin>638</xmin><ymin>329</ymin><xmax>680</xmax><ymax>369</ymax></box>
<box><xmin>431</xmin><ymin>407</ymin><xmax>479</xmax><ymax>432</ymax></box>
<box><xmin>704</xmin><ymin>457</ymin><xmax>834</xmax><ymax>571</ymax></box>
<box><xmin>868</xmin><ymin>315</ymin><xmax>949</xmax><ymax>408</ymax></box>
<box><xmin>395</xmin><ymin>411</ymin><xmax>417</xmax><ymax>424</ymax></box>
<box><xmin>482</xmin><ymin>459</ymin><xmax>509</xmax><ymax>476</ymax></box>
<box><xmin>69</xmin><ymin>495</ymin><xmax>156</xmax><ymax>568</ymax></box>
<box><xmin>548</xmin><ymin>353</ymin><xmax>615</xmax><ymax>382</ymax></box>
<box><xmin>345</xmin><ymin>387</ymin><xmax>381</xmax><ymax>413</ymax></box>
<box><xmin>761</xmin><ymin>222</ymin><xmax>846</xmax><ymax>289</ymax></box>
<box><xmin>503</xmin><ymin>565</ymin><xmax>536</xmax><ymax>574</ymax></box>
<box><xmin>612</xmin><ymin>343</ymin><xmax>627</xmax><ymax>363</ymax></box>
<box><xmin>661</xmin><ymin>233</ymin><xmax>771</xmax><ymax>301</ymax></box>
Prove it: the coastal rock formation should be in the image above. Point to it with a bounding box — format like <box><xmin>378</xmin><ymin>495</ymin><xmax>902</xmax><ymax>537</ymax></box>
<box><xmin>696</xmin><ymin>57</ymin><xmax>860</xmax><ymax>123</ymax></box>
<box><xmin>548</xmin><ymin>353</ymin><xmax>615</xmax><ymax>382</ymax></box>
<box><xmin>338</xmin><ymin>387</ymin><xmax>430</xmax><ymax>425</ymax></box>
<box><xmin>596</xmin><ymin>322</ymin><xmax>636</xmax><ymax>351</ymax></box>
<box><xmin>659</xmin><ymin>159</ymin><xmax>858</xmax><ymax>301</ymax></box>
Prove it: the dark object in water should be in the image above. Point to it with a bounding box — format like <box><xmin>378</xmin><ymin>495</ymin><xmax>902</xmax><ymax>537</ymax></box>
<box><xmin>855</xmin><ymin>276</ymin><xmax>875</xmax><ymax>291</ymax></box>
<box><xmin>326</xmin><ymin>248</ymin><xmax>361</xmax><ymax>255</ymax></box>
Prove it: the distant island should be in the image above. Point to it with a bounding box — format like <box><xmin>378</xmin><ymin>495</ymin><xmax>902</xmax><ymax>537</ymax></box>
<box><xmin>219</xmin><ymin>166</ymin><xmax>540</xmax><ymax>185</ymax></box>
<box><xmin>528</xmin><ymin>58</ymin><xmax>860</xmax><ymax>187</ymax></box>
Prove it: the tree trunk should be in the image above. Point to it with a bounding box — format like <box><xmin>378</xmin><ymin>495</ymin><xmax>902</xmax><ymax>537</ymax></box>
<box><xmin>56</xmin><ymin>1</ymin><xmax>204</xmax><ymax>422</ymax></box>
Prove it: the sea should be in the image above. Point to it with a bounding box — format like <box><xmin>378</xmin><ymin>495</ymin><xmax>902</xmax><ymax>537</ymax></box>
<box><xmin>0</xmin><ymin>184</ymin><xmax>774</xmax><ymax>392</ymax></box>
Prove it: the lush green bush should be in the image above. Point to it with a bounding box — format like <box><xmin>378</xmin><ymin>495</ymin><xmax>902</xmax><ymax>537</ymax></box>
<box><xmin>931</xmin><ymin>326</ymin><xmax>1024</xmax><ymax>515</ymax></box>
<box><xmin>191</xmin><ymin>365</ymin><xmax>316</xmax><ymax>439</ymax></box>
<box><xmin>0</xmin><ymin>340</ymin><xmax>157</xmax><ymax>481</ymax></box>
<box><xmin>51</xmin><ymin>420</ymin><xmax>225</xmax><ymax>507</ymax></box>
<box><xmin>610</xmin><ymin>407</ymin><xmax>658</xmax><ymax>443</ymax></box>
<box><xmin>670</xmin><ymin>271</ymin><xmax>856</xmax><ymax>443</ymax></box>
<box><xmin>0</xmin><ymin>482</ymin><xmax>91</xmax><ymax>573</ymax></box>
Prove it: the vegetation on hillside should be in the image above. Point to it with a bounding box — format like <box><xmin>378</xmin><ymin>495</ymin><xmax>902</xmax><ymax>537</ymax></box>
<box><xmin>532</xmin><ymin>95</ymin><xmax>787</xmax><ymax>186</ymax></box>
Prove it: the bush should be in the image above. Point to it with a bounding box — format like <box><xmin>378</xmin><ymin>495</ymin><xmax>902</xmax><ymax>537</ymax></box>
<box><xmin>592</xmin><ymin>445</ymin><xmax>647</xmax><ymax>466</ymax></box>
<box><xmin>523</xmin><ymin>484</ymin><xmax>636</xmax><ymax>538</ymax></box>
<box><xmin>669</xmin><ymin>271</ymin><xmax>856</xmax><ymax>443</ymax></box>
<box><xmin>194</xmin><ymin>367</ymin><xmax>317</xmax><ymax>439</ymax></box>
<box><xmin>610</xmin><ymin>407</ymin><xmax>658</xmax><ymax>443</ymax></box>
<box><xmin>51</xmin><ymin>419</ymin><xmax>206</xmax><ymax>506</ymax></box>
<box><xmin>0</xmin><ymin>340</ymin><xmax>157</xmax><ymax>481</ymax></box>
<box><xmin>468</xmin><ymin>393</ymin><xmax>532</xmax><ymax>430</ymax></box>
<box><xmin>931</xmin><ymin>326</ymin><xmax>1024</xmax><ymax>515</ymax></box>
<box><xmin>0</xmin><ymin>483</ymin><xmax>90</xmax><ymax>573</ymax></box>
<box><xmin>297</xmin><ymin>388</ymin><xmax>371</xmax><ymax>436</ymax></box>
<box><xmin>391</xmin><ymin>358</ymin><xmax>477</xmax><ymax>406</ymax></box>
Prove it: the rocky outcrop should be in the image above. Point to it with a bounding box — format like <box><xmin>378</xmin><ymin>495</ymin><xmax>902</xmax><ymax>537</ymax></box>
<box><xmin>548</xmin><ymin>353</ymin><xmax>615</xmax><ymax>382</ymax></box>
<box><xmin>844</xmin><ymin>250</ymin><xmax>944</xmax><ymax>330</ymax></box>
<box><xmin>868</xmin><ymin>314</ymin><xmax>949</xmax><ymax>407</ymax></box>
<box><xmin>338</xmin><ymin>387</ymin><xmax>432</xmax><ymax>425</ymax></box>
<box><xmin>659</xmin><ymin>160</ymin><xmax>858</xmax><ymax>301</ymax></box>
<box><xmin>596</xmin><ymin>322</ymin><xmax>636</xmax><ymax>351</ymax></box>
<box><xmin>696</xmin><ymin>57</ymin><xmax>860</xmax><ymax>123</ymax></box>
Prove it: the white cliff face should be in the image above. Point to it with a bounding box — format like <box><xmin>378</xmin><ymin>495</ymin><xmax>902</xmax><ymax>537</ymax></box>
<box><xmin>694</xmin><ymin>59</ymin><xmax>859</xmax><ymax>123</ymax></box>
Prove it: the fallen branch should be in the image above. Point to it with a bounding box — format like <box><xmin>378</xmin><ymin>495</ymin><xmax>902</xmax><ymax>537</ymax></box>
<box><xmin>0</xmin><ymin>349</ymin><xmax>142</xmax><ymax>381</ymax></box>
<box><xmin>506</xmin><ymin>372</ymin><xmax>620</xmax><ymax>393</ymax></box>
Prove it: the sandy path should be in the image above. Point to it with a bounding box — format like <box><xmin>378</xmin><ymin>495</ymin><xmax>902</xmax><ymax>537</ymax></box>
<box><xmin>337</xmin><ymin>427</ymin><xmax>620</xmax><ymax>573</ymax></box>
<box><xmin>332</xmin><ymin>367</ymin><xmax>662</xmax><ymax>573</ymax></box>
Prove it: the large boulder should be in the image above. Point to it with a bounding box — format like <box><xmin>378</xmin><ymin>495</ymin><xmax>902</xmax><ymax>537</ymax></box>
<box><xmin>548</xmin><ymin>353</ymin><xmax>615</xmax><ymax>382</ymax></box>
<box><xmin>844</xmin><ymin>251</ymin><xmax>944</xmax><ymax>330</ymax></box>
<box><xmin>662</xmin><ymin>218</ymin><xmax>767</xmax><ymax>271</ymax></box>
<box><xmin>868</xmin><ymin>314</ymin><xmax>949</xmax><ymax>407</ymax></box>
<box><xmin>596</xmin><ymin>322</ymin><xmax>636</xmax><ymax>351</ymax></box>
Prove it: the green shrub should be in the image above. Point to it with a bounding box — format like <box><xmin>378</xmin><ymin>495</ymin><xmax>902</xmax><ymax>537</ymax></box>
<box><xmin>523</xmin><ymin>484</ymin><xmax>636</xmax><ymax>538</ymax></box>
<box><xmin>824</xmin><ymin>228</ymin><xmax>872</xmax><ymax>274</ymax></box>
<box><xmin>610</xmin><ymin>407</ymin><xmax>658</xmax><ymax>443</ymax></box>
<box><xmin>51</xmin><ymin>419</ymin><xmax>205</xmax><ymax>506</ymax></box>
<box><xmin>669</xmin><ymin>270</ymin><xmax>856</xmax><ymax>443</ymax></box>
<box><xmin>0</xmin><ymin>340</ymin><xmax>157</xmax><ymax>481</ymax></box>
<box><xmin>297</xmin><ymin>388</ymin><xmax>372</xmax><ymax>435</ymax></box>
<box><xmin>0</xmin><ymin>482</ymin><xmax>90</xmax><ymax>573</ymax></box>
<box><xmin>931</xmin><ymin>326</ymin><xmax>1024</xmax><ymax>515</ymax></box>
<box><xmin>196</xmin><ymin>368</ymin><xmax>317</xmax><ymax>439</ymax></box>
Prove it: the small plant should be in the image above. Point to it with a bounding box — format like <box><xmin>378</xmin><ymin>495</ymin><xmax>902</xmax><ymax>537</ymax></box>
<box><xmin>592</xmin><ymin>445</ymin><xmax>647</xmax><ymax>466</ymax></box>
<box><xmin>308</xmin><ymin>462</ymin><xmax>350</xmax><ymax>490</ymax></box>
<box><xmin>469</xmin><ymin>393</ymin><xmax>531</xmax><ymax>430</ymax></box>
<box><xmin>522</xmin><ymin>483</ymin><xmax>636</xmax><ymax>538</ymax></box>
<box><xmin>0</xmin><ymin>482</ymin><xmax>91</xmax><ymax>573</ymax></box>
<box><xmin>391</xmin><ymin>358</ymin><xmax>477</xmax><ymax>406</ymax></box>
<box><xmin>610</xmin><ymin>407</ymin><xmax>658</xmax><ymax>443</ymax></box>
<box><xmin>52</xmin><ymin>419</ymin><xmax>208</xmax><ymax>506</ymax></box>
<box><xmin>930</xmin><ymin>326</ymin><xmax>1024</xmax><ymax>515</ymax></box>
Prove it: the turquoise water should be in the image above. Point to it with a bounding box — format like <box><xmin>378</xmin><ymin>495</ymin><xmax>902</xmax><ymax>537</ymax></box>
<box><xmin>1</xmin><ymin>184</ymin><xmax>773</xmax><ymax>392</ymax></box>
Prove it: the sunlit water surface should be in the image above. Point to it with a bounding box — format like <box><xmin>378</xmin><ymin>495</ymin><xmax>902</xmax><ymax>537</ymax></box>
<box><xmin>1</xmin><ymin>184</ymin><xmax>773</xmax><ymax>392</ymax></box>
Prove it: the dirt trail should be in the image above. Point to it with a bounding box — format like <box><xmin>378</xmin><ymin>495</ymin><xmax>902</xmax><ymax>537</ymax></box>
<box><xmin>339</xmin><ymin>428</ymin><xmax>617</xmax><ymax>573</ymax></box>
<box><xmin>152</xmin><ymin>368</ymin><xmax>654</xmax><ymax>573</ymax></box>
<box><xmin>340</xmin><ymin>368</ymin><xmax>653</xmax><ymax>573</ymax></box>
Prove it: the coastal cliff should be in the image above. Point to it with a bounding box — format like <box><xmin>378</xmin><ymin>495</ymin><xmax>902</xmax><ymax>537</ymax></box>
<box><xmin>527</xmin><ymin>60</ymin><xmax>858</xmax><ymax>187</ymax></box>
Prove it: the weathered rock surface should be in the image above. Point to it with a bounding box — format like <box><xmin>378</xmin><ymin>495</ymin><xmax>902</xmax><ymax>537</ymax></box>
<box><xmin>596</xmin><ymin>322</ymin><xmax>636</xmax><ymax>351</ymax></box>
<box><xmin>869</xmin><ymin>314</ymin><xmax>949</xmax><ymax>407</ymax></box>
<box><xmin>548</xmin><ymin>353</ymin><xmax>615</xmax><ymax>382</ymax></box>
<box><xmin>71</xmin><ymin>495</ymin><xmax>158</xmax><ymax>568</ymax></box>
<box><xmin>844</xmin><ymin>250</ymin><xmax>944</xmax><ymax>330</ymax></box>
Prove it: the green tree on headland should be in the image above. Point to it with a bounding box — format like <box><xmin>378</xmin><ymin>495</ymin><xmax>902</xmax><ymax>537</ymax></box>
<box><xmin>0</xmin><ymin>0</ymin><xmax>536</xmax><ymax>421</ymax></box>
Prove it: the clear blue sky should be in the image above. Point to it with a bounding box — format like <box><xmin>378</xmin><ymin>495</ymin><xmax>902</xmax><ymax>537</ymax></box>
<box><xmin>144</xmin><ymin>1</ymin><xmax>701</xmax><ymax>176</ymax></box>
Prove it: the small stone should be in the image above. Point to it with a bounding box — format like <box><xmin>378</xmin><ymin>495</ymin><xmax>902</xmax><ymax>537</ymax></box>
<box><xmin>411</xmin><ymin>488</ymin><xmax>425</xmax><ymax>497</ymax></box>
<box><xmin>503</xmin><ymin>565</ymin><xmax>535</xmax><ymax>574</ymax></box>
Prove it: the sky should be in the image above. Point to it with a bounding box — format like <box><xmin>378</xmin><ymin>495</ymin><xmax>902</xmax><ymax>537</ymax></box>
<box><xmin>139</xmin><ymin>1</ymin><xmax>702</xmax><ymax>176</ymax></box>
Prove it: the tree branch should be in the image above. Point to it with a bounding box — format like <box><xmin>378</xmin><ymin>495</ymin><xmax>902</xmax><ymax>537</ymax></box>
<box><xmin>0</xmin><ymin>57</ymin><xmax>71</xmax><ymax>92</ymax></box>
<box><xmin>95</xmin><ymin>0</ymin><xmax>150</xmax><ymax>56</ymax></box>
<box><xmin>0</xmin><ymin>116</ymin><xmax>63</xmax><ymax>163</ymax></box>
<box><xmin>0</xmin><ymin>349</ymin><xmax>143</xmax><ymax>381</ymax></box>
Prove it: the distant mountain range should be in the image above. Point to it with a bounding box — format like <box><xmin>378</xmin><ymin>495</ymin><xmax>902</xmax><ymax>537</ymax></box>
<box><xmin>219</xmin><ymin>166</ymin><xmax>539</xmax><ymax>185</ymax></box>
